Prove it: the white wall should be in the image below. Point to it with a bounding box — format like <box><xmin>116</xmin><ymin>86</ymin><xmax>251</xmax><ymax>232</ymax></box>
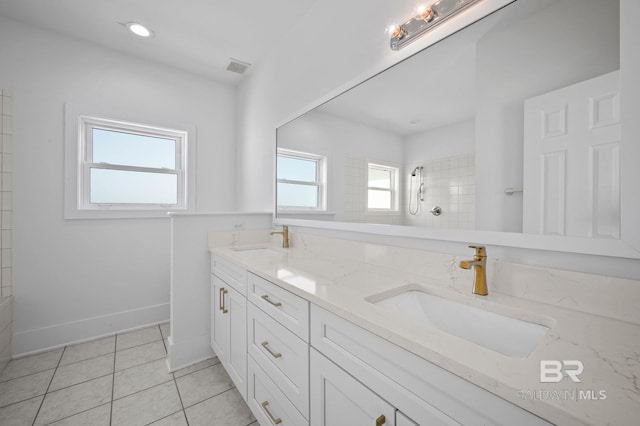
<box><xmin>403</xmin><ymin>119</ymin><xmax>475</xmax><ymax>164</ymax></box>
<box><xmin>0</xmin><ymin>17</ymin><xmax>237</xmax><ymax>355</ymax></box>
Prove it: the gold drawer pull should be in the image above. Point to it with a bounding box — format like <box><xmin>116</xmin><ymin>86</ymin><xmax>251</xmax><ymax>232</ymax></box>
<box><xmin>261</xmin><ymin>294</ymin><xmax>282</xmax><ymax>308</ymax></box>
<box><xmin>376</xmin><ymin>415</ymin><xmax>386</xmax><ymax>426</ymax></box>
<box><xmin>261</xmin><ymin>401</ymin><xmax>282</xmax><ymax>425</ymax></box>
<box><xmin>219</xmin><ymin>288</ymin><xmax>228</xmax><ymax>314</ymax></box>
<box><xmin>261</xmin><ymin>341</ymin><xmax>282</xmax><ymax>359</ymax></box>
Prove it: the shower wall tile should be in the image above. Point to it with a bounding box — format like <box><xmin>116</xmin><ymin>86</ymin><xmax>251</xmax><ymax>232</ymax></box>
<box><xmin>0</xmin><ymin>90</ymin><xmax>12</xmax><ymax>299</ymax></box>
<box><xmin>405</xmin><ymin>154</ymin><xmax>475</xmax><ymax>229</ymax></box>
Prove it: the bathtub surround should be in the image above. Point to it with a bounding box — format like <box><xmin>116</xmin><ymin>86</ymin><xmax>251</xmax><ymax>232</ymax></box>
<box><xmin>0</xmin><ymin>90</ymin><xmax>12</xmax><ymax>299</ymax></box>
<box><xmin>0</xmin><ymin>90</ymin><xmax>12</xmax><ymax>373</ymax></box>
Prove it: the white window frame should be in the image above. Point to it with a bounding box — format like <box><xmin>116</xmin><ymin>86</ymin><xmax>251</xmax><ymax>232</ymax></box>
<box><xmin>367</xmin><ymin>162</ymin><xmax>400</xmax><ymax>213</ymax></box>
<box><xmin>276</xmin><ymin>148</ymin><xmax>327</xmax><ymax>212</ymax></box>
<box><xmin>64</xmin><ymin>104</ymin><xmax>196</xmax><ymax>219</ymax></box>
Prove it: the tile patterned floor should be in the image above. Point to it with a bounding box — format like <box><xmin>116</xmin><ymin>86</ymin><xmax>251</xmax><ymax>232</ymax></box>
<box><xmin>0</xmin><ymin>324</ymin><xmax>257</xmax><ymax>425</ymax></box>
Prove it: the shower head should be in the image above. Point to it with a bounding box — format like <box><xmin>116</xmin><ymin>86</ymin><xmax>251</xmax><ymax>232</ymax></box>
<box><xmin>411</xmin><ymin>166</ymin><xmax>420</xmax><ymax>176</ymax></box>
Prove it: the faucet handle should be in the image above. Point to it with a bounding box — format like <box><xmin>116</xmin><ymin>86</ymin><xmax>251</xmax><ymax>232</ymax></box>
<box><xmin>468</xmin><ymin>245</ymin><xmax>486</xmax><ymax>258</ymax></box>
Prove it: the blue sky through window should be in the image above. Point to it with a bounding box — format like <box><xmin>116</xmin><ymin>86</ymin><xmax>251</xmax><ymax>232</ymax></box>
<box><xmin>90</xmin><ymin>128</ymin><xmax>178</xmax><ymax>204</ymax></box>
<box><xmin>92</xmin><ymin>128</ymin><xmax>175</xmax><ymax>168</ymax></box>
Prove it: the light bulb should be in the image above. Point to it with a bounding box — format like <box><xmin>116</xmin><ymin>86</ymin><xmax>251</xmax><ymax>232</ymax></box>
<box><xmin>417</xmin><ymin>4</ymin><xmax>435</xmax><ymax>20</ymax></box>
<box><xmin>127</xmin><ymin>22</ymin><xmax>152</xmax><ymax>38</ymax></box>
<box><xmin>387</xmin><ymin>24</ymin><xmax>404</xmax><ymax>38</ymax></box>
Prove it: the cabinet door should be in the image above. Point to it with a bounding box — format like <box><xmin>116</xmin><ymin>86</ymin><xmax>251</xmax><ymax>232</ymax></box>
<box><xmin>226</xmin><ymin>285</ymin><xmax>247</xmax><ymax>400</ymax></box>
<box><xmin>310</xmin><ymin>348</ymin><xmax>395</xmax><ymax>426</ymax></box>
<box><xmin>210</xmin><ymin>275</ymin><xmax>228</xmax><ymax>362</ymax></box>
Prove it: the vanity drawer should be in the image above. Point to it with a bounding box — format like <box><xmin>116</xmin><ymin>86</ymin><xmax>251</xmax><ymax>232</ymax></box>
<box><xmin>248</xmin><ymin>272</ymin><xmax>309</xmax><ymax>342</ymax></box>
<box><xmin>248</xmin><ymin>302</ymin><xmax>309</xmax><ymax>418</ymax></box>
<box><xmin>247</xmin><ymin>356</ymin><xmax>309</xmax><ymax>426</ymax></box>
<box><xmin>311</xmin><ymin>305</ymin><xmax>550</xmax><ymax>426</ymax></box>
<box><xmin>211</xmin><ymin>254</ymin><xmax>247</xmax><ymax>295</ymax></box>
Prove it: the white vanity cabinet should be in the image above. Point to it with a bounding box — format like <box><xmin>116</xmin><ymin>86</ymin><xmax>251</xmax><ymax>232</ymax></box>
<box><xmin>310</xmin><ymin>348</ymin><xmax>395</xmax><ymax>426</ymax></box>
<box><xmin>310</xmin><ymin>305</ymin><xmax>551</xmax><ymax>426</ymax></box>
<box><xmin>210</xmin><ymin>255</ymin><xmax>248</xmax><ymax>400</ymax></box>
<box><xmin>246</xmin><ymin>272</ymin><xmax>310</xmax><ymax>424</ymax></box>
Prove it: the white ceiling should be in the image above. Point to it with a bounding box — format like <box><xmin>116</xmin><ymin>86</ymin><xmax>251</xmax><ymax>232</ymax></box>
<box><xmin>0</xmin><ymin>0</ymin><xmax>319</xmax><ymax>84</ymax></box>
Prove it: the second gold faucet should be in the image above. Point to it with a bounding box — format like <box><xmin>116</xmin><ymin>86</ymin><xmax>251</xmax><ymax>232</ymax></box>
<box><xmin>459</xmin><ymin>245</ymin><xmax>488</xmax><ymax>296</ymax></box>
<box><xmin>270</xmin><ymin>225</ymin><xmax>289</xmax><ymax>248</ymax></box>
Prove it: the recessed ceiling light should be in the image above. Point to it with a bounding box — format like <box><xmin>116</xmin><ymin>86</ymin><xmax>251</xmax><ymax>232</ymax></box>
<box><xmin>126</xmin><ymin>22</ymin><xmax>153</xmax><ymax>38</ymax></box>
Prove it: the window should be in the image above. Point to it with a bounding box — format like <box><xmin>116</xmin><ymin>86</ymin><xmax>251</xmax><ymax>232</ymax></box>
<box><xmin>78</xmin><ymin>116</ymin><xmax>188</xmax><ymax>211</ymax></box>
<box><xmin>277</xmin><ymin>148</ymin><xmax>326</xmax><ymax>210</ymax></box>
<box><xmin>367</xmin><ymin>162</ymin><xmax>399</xmax><ymax>211</ymax></box>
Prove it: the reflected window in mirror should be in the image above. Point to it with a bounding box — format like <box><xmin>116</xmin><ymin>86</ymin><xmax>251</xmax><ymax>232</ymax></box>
<box><xmin>276</xmin><ymin>148</ymin><xmax>327</xmax><ymax>211</ymax></box>
<box><xmin>367</xmin><ymin>162</ymin><xmax>399</xmax><ymax>212</ymax></box>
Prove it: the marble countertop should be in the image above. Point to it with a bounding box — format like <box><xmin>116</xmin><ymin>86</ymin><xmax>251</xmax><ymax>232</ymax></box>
<box><xmin>210</xmin><ymin>242</ymin><xmax>640</xmax><ymax>425</ymax></box>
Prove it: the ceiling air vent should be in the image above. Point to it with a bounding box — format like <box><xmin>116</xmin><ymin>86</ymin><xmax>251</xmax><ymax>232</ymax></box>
<box><xmin>226</xmin><ymin>59</ymin><xmax>251</xmax><ymax>75</ymax></box>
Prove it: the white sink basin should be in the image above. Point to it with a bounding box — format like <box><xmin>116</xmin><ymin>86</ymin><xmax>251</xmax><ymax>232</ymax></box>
<box><xmin>232</xmin><ymin>247</ymin><xmax>280</xmax><ymax>256</ymax></box>
<box><xmin>373</xmin><ymin>290</ymin><xmax>549</xmax><ymax>358</ymax></box>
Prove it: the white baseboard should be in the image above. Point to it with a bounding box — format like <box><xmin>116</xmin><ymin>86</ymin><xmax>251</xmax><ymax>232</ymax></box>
<box><xmin>165</xmin><ymin>333</ymin><xmax>214</xmax><ymax>372</ymax></box>
<box><xmin>13</xmin><ymin>303</ymin><xmax>170</xmax><ymax>357</ymax></box>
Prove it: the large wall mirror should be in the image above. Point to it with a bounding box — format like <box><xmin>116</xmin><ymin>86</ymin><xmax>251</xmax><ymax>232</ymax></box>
<box><xmin>276</xmin><ymin>0</ymin><xmax>639</xmax><ymax>257</ymax></box>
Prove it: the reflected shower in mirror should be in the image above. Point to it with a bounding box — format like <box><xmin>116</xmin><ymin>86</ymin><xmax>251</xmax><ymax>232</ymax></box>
<box><xmin>277</xmin><ymin>0</ymin><xmax>620</xmax><ymax>237</ymax></box>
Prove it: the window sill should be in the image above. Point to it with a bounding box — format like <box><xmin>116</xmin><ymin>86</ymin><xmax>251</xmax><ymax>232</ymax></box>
<box><xmin>64</xmin><ymin>208</ymin><xmax>185</xmax><ymax>220</ymax></box>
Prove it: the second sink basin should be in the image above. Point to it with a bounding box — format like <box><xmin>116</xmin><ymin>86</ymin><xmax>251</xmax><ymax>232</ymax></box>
<box><xmin>372</xmin><ymin>289</ymin><xmax>549</xmax><ymax>358</ymax></box>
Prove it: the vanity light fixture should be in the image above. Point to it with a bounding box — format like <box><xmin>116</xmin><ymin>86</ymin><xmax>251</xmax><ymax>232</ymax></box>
<box><xmin>389</xmin><ymin>0</ymin><xmax>481</xmax><ymax>50</ymax></box>
<box><xmin>126</xmin><ymin>22</ymin><xmax>153</xmax><ymax>38</ymax></box>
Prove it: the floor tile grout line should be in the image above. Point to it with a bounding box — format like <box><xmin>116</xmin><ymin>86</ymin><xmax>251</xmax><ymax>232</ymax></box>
<box><xmin>0</xmin><ymin>366</ymin><xmax>57</xmax><ymax>387</ymax></box>
<box><xmin>38</xmin><ymin>402</ymin><xmax>111</xmax><ymax>426</ymax></box>
<box><xmin>173</xmin><ymin>359</ymin><xmax>221</xmax><ymax>379</ymax></box>
<box><xmin>142</xmin><ymin>408</ymin><xmax>185</xmax><ymax>426</ymax></box>
<box><xmin>180</xmin><ymin>385</ymin><xmax>237</xmax><ymax>410</ymax></box>
<box><xmin>0</xmin><ymin>349</ymin><xmax>65</xmax><ymax>384</ymax></box>
<box><xmin>45</xmin><ymin>371</ymin><xmax>115</xmax><ymax>396</ymax></box>
<box><xmin>3</xmin><ymin>328</ymin><xmax>164</xmax><ymax>381</ymax></box>
<box><xmin>112</xmin><ymin>377</ymin><xmax>175</xmax><ymax>402</ymax></box>
<box><xmin>159</xmin><ymin>324</ymin><xmax>168</xmax><ymax>354</ymax></box>
<box><xmin>116</xmin><ymin>336</ymin><xmax>164</xmax><ymax>353</ymax></box>
<box><xmin>171</xmin><ymin>375</ymin><xmax>189</xmax><ymax>426</ymax></box>
<box><xmin>115</xmin><ymin>355</ymin><xmax>169</xmax><ymax>374</ymax></box>
<box><xmin>31</xmin><ymin>345</ymin><xmax>66</xmax><ymax>426</ymax></box>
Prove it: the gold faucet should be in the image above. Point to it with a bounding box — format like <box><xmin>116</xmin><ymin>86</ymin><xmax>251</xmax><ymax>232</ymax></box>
<box><xmin>459</xmin><ymin>245</ymin><xmax>488</xmax><ymax>296</ymax></box>
<box><xmin>270</xmin><ymin>225</ymin><xmax>289</xmax><ymax>248</ymax></box>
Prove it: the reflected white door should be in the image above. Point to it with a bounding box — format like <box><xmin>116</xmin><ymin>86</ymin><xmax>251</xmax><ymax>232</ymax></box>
<box><xmin>523</xmin><ymin>70</ymin><xmax>620</xmax><ymax>238</ymax></box>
